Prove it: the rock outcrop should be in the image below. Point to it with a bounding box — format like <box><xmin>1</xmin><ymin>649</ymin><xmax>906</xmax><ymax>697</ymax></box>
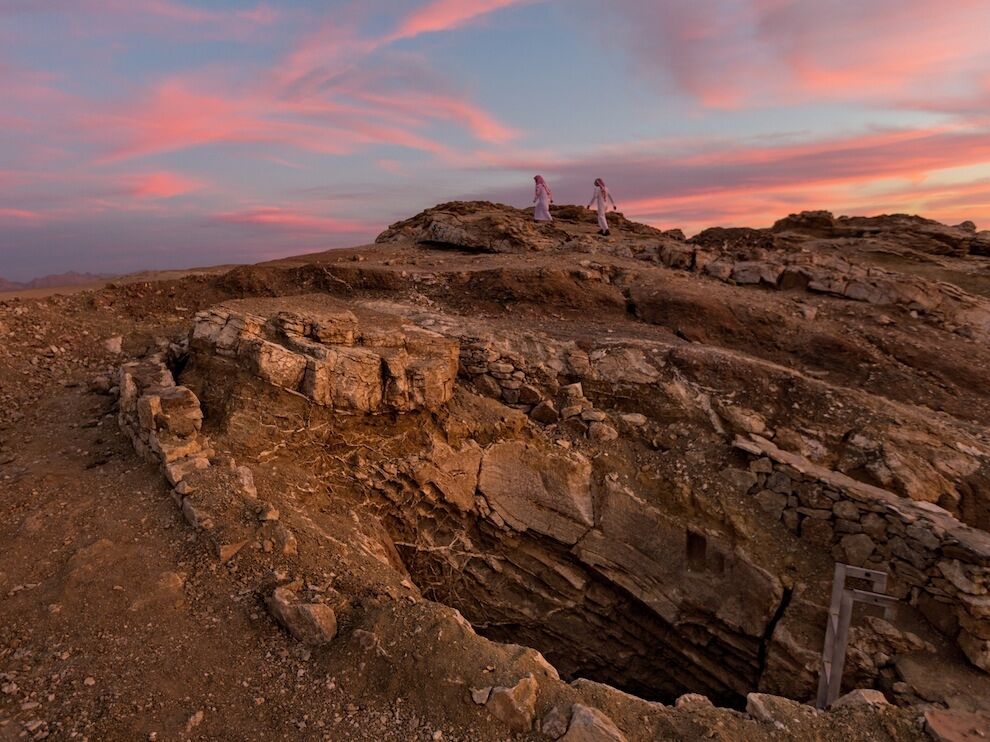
<box><xmin>190</xmin><ymin>296</ymin><xmax>459</xmax><ymax>414</ymax></box>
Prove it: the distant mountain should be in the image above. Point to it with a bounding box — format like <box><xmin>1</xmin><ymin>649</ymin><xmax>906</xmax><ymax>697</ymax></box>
<box><xmin>0</xmin><ymin>271</ymin><xmax>115</xmax><ymax>292</ymax></box>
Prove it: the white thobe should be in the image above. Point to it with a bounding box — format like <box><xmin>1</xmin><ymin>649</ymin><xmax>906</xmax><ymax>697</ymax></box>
<box><xmin>534</xmin><ymin>184</ymin><xmax>552</xmax><ymax>222</ymax></box>
<box><xmin>588</xmin><ymin>186</ymin><xmax>616</xmax><ymax>231</ymax></box>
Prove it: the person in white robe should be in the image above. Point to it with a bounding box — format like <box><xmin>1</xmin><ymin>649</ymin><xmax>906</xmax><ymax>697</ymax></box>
<box><xmin>587</xmin><ymin>178</ymin><xmax>617</xmax><ymax>235</ymax></box>
<box><xmin>533</xmin><ymin>175</ymin><xmax>553</xmax><ymax>222</ymax></box>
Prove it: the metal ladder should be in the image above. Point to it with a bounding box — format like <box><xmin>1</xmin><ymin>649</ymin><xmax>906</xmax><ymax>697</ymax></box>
<box><xmin>815</xmin><ymin>563</ymin><xmax>899</xmax><ymax>709</ymax></box>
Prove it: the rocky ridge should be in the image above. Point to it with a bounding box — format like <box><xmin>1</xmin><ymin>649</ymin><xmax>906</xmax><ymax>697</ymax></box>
<box><xmin>3</xmin><ymin>201</ymin><xmax>990</xmax><ymax>739</ymax></box>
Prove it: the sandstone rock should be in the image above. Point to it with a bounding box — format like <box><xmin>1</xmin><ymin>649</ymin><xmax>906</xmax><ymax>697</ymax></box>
<box><xmin>755</xmin><ymin>490</ymin><xmax>787</xmax><ymax>520</ymax></box>
<box><xmin>674</xmin><ymin>693</ymin><xmax>713</xmax><ymax>708</ymax></box>
<box><xmin>182</xmin><ymin>499</ymin><xmax>213</xmax><ymax>530</ymax></box>
<box><xmin>541</xmin><ymin>705</ymin><xmax>569</xmax><ymax>739</ymax></box>
<box><xmin>478</xmin><ymin>441</ymin><xmax>593</xmax><ymax>544</ymax></box>
<box><xmin>924</xmin><ymin>708</ymin><xmax>990</xmax><ymax>742</ymax></box>
<box><xmin>531</xmin><ymin>401</ymin><xmax>560</xmax><ymax>424</ymax></box>
<box><xmin>960</xmin><ymin>594</ymin><xmax>990</xmax><ymax>620</ymax></box>
<box><xmin>620</xmin><ymin>413</ymin><xmax>647</xmax><ymax>427</ymax></box>
<box><xmin>839</xmin><ymin>533</ymin><xmax>876</xmax><ymax>567</ymax></box>
<box><xmin>588</xmin><ymin>422</ymin><xmax>618</xmax><ymax>442</ymax></box>
<box><xmin>470</xmin><ymin>687</ymin><xmax>492</xmax><ymax>705</ymax></box>
<box><xmin>485</xmin><ymin>674</ymin><xmax>537</xmax><ymax>733</ymax></box>
<box><xmin>273</xmin><ymin>523</ymin><xmax>298</xmax><ymax>556</ymax></box>
<box><xmin>103</xmin><ymin>336</ymin><xmax>123</xmax><ymax>354</ymax></box>
<box><xmin>724</xmin><ymin>467</ymin><xmax>759</xmax><ymax>493</ymax></box>
<box><xmin>414</xmin><ymin>442</ymin><xmax>483</xmax><ymax>512</ymax></box>
<box><xmin>216</xmin><ymin>541</ymin><xmax>248</xmax><ymax>564</ymax></box>
<box><xmin>241</xmin><ymin>336</ymin><xmax>308</xmax><ymax>390</ymax></box>
<box><xmin>518</xmin><ymin>384</ymin><xmax>543</xmax><ymax>405</ymax></box>
<box><xmin>830</xmin><ymin>688</ymin><xmax>889</xmax><ymax>710</ymax></box>
<box><xmin>581</xmin><ymin>409</ymin><xmax>608</xmax><ymax>423</ymax></box>
<box><xmin>266</xmin><ymin>587</ymin><xmax>337</xmax><ymax>646</ymax></box>
<box><xmin>958</xmin><ymin>630</ymin><xmax>990</xmax><ymax>673</ymax></box>
<box><xmin>234</xmin><ymin>466</ymin><xmax>258</xmax><ymax>500</ymax></box>
<box><xmin>155</xmin><ymin>387</ymin><xmax>203</xmax><ymax>437</ymax></box>
<box><xmin>164</xmin><ymin>455</ymin><xmax>210</xmax><ymax>487</ymax></box>
<box><xmin>473</xmin><ymin>374</ymin><xmax>502</xmax><ymax>399</ymax></box>
<box><xmin>560</xmin><ymin>704</ymin><xmax>626</xmax><ymax>742</ymax></box>
<box><xmin>561</xmin><ymin>382</ymin><xmax>583</xmax><ymax>399</ymax></box>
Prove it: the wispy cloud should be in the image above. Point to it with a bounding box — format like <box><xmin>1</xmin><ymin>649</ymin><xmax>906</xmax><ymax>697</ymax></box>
<box><xmin>589</xmin><ymin>0</ymin><xmax>990</xmax><ymax>111</ymax></box>
<box><xmin>212</xmin><ymin>206</ymin><xmax>375</xmax><ymax>234</ymax></box>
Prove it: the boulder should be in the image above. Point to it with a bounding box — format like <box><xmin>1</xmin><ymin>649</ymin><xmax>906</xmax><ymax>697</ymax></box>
<box><xmin>560</xmin><ymin>704</ymin><xmax>626</xmax><ymax>742</ymax></box>
<box><xmin>266</xmin><ymin>587</ymin><xmax>337</xmax><ymax>646</ymax></box>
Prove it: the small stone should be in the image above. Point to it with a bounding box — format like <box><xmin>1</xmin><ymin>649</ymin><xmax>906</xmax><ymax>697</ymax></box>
<box><xmin>620</xmin><ymin>413</ymin><xmax>647</xmax><ymax>427</ymax></box>
<box><xmin>267</xmin><ymin>587</ymin><xmax>337</xmax><ymax>646</ymax></box>
<box><xmin>103</xmin><ymin>336</ymin><xmax>123</xmax><ymax>354</ymax></box>
<box><xmin>257</xmin><ymin>502</ymin><xmax>280</xmax><ymax>522</ymax></box>
<box><xmin>588</xmin><ymin>423</ymin><xmax>618</xmax><ymax>442</ymax></box>
<box><xmin>235</xmin><ymin>466</ymin><xmax>258</xmax><ymax>499</ymax></box>
<box><xmin>561</xmin><ymin>405</ymin><xmax>583</xmax><ymax>419</ymax></box>
<box><xmin>830</xmin><ymin>688</ymin><xmax>889</xmax><ymax>710</ymax></box>
<box><xmin>185</xmin><ymin>710</ymin><xmax>204</xmax><ymax>733</ymax></box>
<box><xmin>217</xmin><ymin>541</ymin><xmax>248</xmax><ymax>564</ymax></box>
<box><xmin>580</xmin><ymin>409</ymin><xmax>608</xmax><ymax>422</ymax></box>
<box><xmin>749</xmin><ymin>457</ymin><xmax>774</xmax><ymax>474</ymax></box>
<box><xmin>83</xmin><ymin>676</ymin><xmax>96</xmax><ymax>686</ymax></box>
<box><xmin>675</xmin><ymin>693</ymin><xmax>713</xmax><ymax>708</ymax></box>
<box><xmin>561</xmin><ymin>704</ymin><xmax>626</xmax><ymax>742</ymax></box>
<box><xmin>470</xmin><ymin>687</ymin><xmax>492</xmax><ymax>705</ymax></box>
<box><xmin>485</xmin><ymin>674</ymin><xmax>538</xmax><ymax>733</ymax></box>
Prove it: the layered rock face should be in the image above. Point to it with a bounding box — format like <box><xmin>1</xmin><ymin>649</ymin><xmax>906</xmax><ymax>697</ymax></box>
<box><xmin>772</xmin><ymin>210</ymin><xmax>990</xmax><ymax>256</ymax></box>
<box><xmin>190</xmin><ymin>296</ymin><xmax>458</xmax><ymax>414</ymax></box>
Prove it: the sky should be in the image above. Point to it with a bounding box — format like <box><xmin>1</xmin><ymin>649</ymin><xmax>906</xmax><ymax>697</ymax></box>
<box><xmin>3</xmin><ymin>0</ymin><xmax>990</xmax><ymax>281</ymax></box>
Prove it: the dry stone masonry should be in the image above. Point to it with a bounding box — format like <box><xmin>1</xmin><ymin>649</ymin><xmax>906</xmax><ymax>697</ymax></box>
<box><xmin>735</xmin><ymin>434</ymin><xmax>990</xmax><ymax>673</ymax></box>
<box><xmin>191</xmin><ymin>296</ymin><xmax>459</xmax><ymax>415</ymax></box>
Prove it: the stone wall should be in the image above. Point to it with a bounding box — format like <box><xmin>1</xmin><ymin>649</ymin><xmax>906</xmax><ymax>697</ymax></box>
<box><xmin>734</xmin><ymin>434</ymin><xmax>990</xmax><ymax>674</ymax></box>
<box><xmin>117</xmin><ymin>348</ymin><xmax>212</xmax><ymax>489</ymax></box>
<box><xmin>190</xmin><ymin>299</ymin><xmax>459</xmax><ymax>415</ymax></box>
<box><xmin>638</xmin><ymin>238</ymin><xmax>990</xmax><ymax>340</ymax></box>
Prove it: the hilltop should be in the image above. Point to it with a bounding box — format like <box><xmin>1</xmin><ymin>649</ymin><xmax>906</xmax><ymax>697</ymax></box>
<box><xmin>1</xmin><ymin>201</ymin><xmax>990</xmax><ymax>740</ymax></box>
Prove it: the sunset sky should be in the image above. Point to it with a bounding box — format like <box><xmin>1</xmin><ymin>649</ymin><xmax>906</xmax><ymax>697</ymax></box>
<box><xmin>3</xmin><ymin>0</ymin><xmax>990</xmax><ymax>281</ymax></box>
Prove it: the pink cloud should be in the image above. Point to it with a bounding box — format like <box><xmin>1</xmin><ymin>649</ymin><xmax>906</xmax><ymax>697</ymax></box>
<box><xmin>213</xmin><ymin>207</ymin><xmax>374</xmax><ymax>234</ymax></box>
<box><xmin>385</xmin><ymin>0</ymin><xmax>537</xmax><ymax>42</ymax></box>
<box><xmin>0</xmin><ymin>208</ymin><xmax>44</xmax><ymax>225</ymax></box>
<box><xmin>126</xmin><ymin>171</ymin><xmax>202</xmax><ymax>198</ymax></box>
<box><xmin>352</xmin><ymin>90</ymin><xmax>516</xmax><ymax>144</ymax></box>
